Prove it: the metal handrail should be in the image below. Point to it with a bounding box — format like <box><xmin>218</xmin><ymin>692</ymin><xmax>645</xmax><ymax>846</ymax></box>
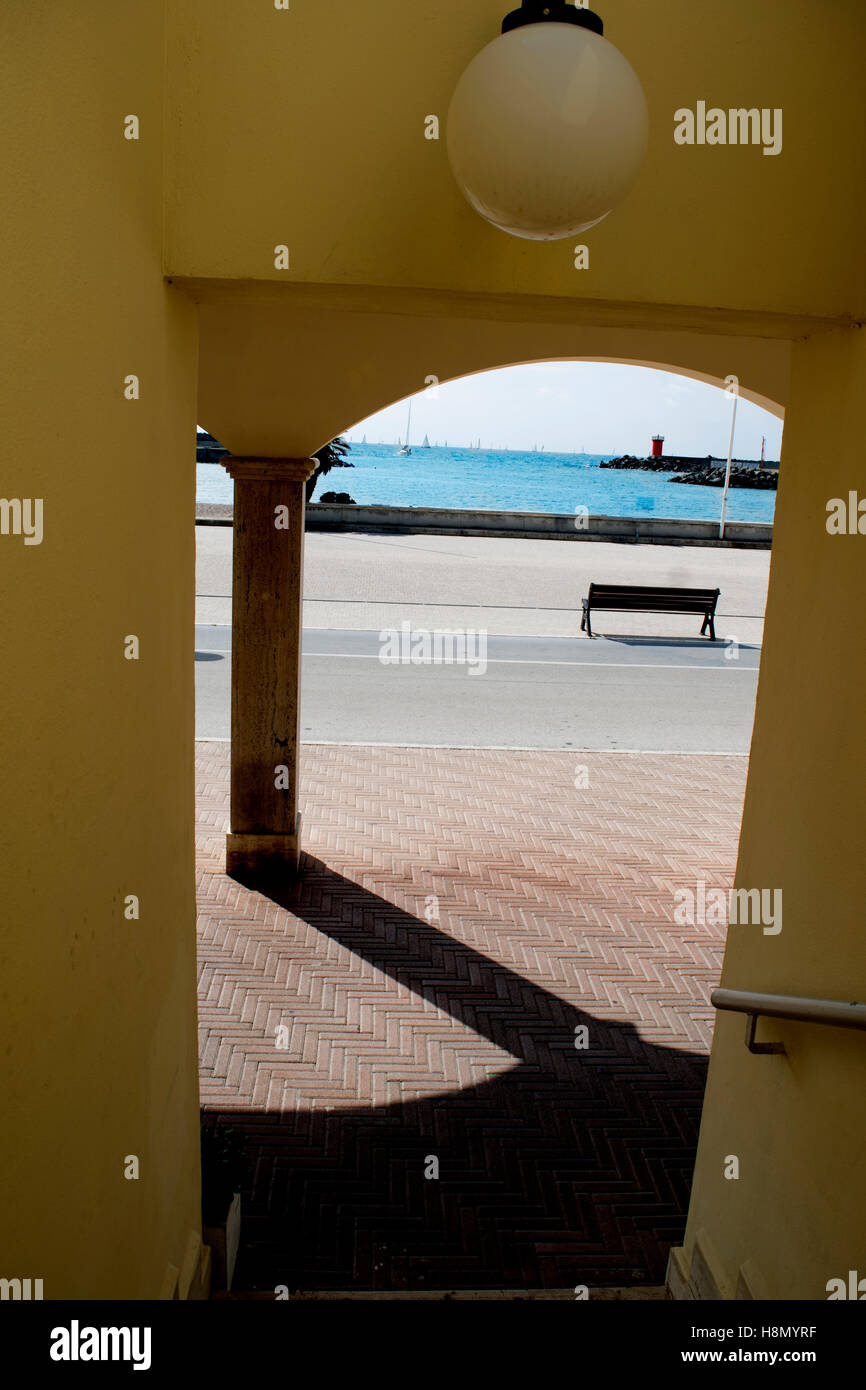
<box><xmin>711</xmin><ymin>988</ymin><xmax>866</xmax><ymax>1055</ymax></box>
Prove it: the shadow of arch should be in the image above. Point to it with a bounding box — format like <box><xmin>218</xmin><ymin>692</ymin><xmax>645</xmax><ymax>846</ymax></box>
<box><xmin>209</xmin><ymin>858</ymin><xmax>711</xmax><ymax>1294</ymax></box>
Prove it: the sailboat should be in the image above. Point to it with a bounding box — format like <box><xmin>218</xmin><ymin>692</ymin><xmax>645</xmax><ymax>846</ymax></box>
<box><xmin>420</xmin><ymin>434</ymin><xmax>431</xmax><ymax>448</ymax></box>
<box><xmin>397</xmin><ymin>400</ymin><xmax>413</xmax><ymax>455</ymax></box>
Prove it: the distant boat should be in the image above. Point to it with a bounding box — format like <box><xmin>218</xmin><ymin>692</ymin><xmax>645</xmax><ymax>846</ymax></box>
<box><xmin>362</xmin><ymin>434</ymin><xmax>367</xmax><ymax>444</ymax></box>
<box><xmin>421</xmin><ymin>434</ymin><xmax>431</xmax><ymax>448</ymax></box>
<box><xmin>397</xmin><ymin>400</ymin><xmax>413</xmax><ymax>455</ymax></box>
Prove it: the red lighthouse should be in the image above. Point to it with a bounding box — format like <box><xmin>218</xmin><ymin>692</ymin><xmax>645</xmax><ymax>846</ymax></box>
<box><xmin>651</xmin><ymin>434</ymin><xmax>665</xmax><ymax>458</ymax></box>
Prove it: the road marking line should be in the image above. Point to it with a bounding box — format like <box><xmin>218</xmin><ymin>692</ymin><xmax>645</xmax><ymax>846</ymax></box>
<box><xmin>194</xmin><ymin>737</ymin><xmax>748</xmax><ymax>755</ymax></box>
<box><xmin>298</xmin><ymin>653</ymin><xmax>757</xmax><ymax>671</ymax></box>
<box><xmin>197</xmin><ymin>647</ymin><xmax>757</xmax><ymax>672</ymax></box>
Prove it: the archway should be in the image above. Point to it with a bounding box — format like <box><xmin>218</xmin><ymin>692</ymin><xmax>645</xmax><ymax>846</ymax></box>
<box><xmin>194</xmin><ymin>356</ymin><xmax>782</xmax><ymax>1290</ymax></box>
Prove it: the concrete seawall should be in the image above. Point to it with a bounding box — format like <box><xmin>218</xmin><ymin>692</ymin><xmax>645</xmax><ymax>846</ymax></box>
<box><xmin>197</xmin><ymin>502</ymin><xmax>773</xmax><ymax>549</ymax></box>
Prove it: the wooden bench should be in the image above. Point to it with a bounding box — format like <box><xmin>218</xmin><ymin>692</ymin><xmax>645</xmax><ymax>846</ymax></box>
<box><xmin>580</xmin><ymin>583</ymin><xmax>720</xmax><ymax>639</ymax></box>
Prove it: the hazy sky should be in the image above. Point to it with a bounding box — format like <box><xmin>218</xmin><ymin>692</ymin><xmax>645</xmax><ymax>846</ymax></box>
<box><xmin>345</xmin><ymin>362</ymin><xmax>784</xmax><ymax>459</ymax></box>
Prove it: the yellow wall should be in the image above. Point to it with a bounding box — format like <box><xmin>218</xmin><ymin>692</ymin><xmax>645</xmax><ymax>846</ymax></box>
<box><xmin>189</xmin><ymin>285</ymin><xmax>790</xmax><ymax>457</ymax></box>
<box><xmin>676</xmin><ymin>325</ymin><xmax>866</xmax><ymax>1299</ymax></box>
<box><xmin>166</xmin><ymin>0</ymin><xmax>858</xmax><ymax>456</ymax></box>
<box><xmin>166</xmin><ymin>0</ymin><xmax>866</xmax><ymax>1300</ymax></box>
<box><xmin>0</xmin><ymin>3</ymin><xmax>200</xmax><ymax>1297</ymax></box>
<box><xmin>4</xmin><ymin>0</ymin><xmax>865</xmax><ymax>1300</ymax></box>
<box><xmin>165</xmin><ymin>0</ymin><xmax>866</xmax><ymax>320</ymax></box>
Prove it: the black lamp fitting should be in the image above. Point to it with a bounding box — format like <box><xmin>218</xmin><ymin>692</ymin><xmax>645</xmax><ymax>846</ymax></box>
<box><xmin>502</xmin><ymin>1</ymin><xmax>604</xmax><ymax>37</ymax></box>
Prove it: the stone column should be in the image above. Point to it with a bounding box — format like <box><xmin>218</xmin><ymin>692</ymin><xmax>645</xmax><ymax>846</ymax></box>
<box><xmin>221</xmin><ymin>456</ymin><xmax>317</xmax><ymax>876</ymax></box>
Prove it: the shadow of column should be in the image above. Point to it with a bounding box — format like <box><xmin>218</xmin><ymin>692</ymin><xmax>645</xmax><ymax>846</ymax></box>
<box><xmin>206</xmin><ymin>856</ymin><xmax>709</xmax><ymax>1293</ymax></box>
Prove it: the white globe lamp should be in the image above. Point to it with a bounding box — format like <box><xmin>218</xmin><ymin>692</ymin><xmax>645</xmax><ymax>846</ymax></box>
<box><xmin>446</xmin><ymin>1</ymin><xmax>648</xmax><ymax>241</ymax></box>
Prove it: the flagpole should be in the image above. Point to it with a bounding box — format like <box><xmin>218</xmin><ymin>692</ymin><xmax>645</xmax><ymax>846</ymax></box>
<box><xmin>719</xmin><ymin>387</ymin><xmax>739</xmax><ymax>540</ymax></box>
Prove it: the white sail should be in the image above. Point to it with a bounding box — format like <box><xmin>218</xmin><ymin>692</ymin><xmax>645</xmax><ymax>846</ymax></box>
<box><xmin>397</xmin><ymin>400</ymin><xmax>413</xmax><ymax>454</ymax></box>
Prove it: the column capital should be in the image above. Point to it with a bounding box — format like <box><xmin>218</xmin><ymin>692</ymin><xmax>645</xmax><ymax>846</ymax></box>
<box><xmin>222</xmin><ymin>456</ymin><xmax>317</xmax><ymax>483</ymax></box>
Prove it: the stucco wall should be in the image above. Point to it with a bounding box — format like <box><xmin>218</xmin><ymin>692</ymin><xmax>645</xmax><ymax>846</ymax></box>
<box><xmin>165</xmin><ymin>0</ymin><xmax>866</xmax><ymax>320</ymax></box>
<box><xmin>3</xmin><ymin>0</ymin><xmax>865</xmax><ymax>1302</ymax></box>
<box><xmin>189</xmin><ymin>287</ymin><xmax>791</xmax><ymax>457</ymax></box>
<box><xmin>0</xmin><ymin>2</ymin><xmax>200</xmax><ymax>1298</ymax></box>
<box><xmin>675</xmin><ymin>325</ymin><xmax>866</xmax><ymax>1299</ymax></box>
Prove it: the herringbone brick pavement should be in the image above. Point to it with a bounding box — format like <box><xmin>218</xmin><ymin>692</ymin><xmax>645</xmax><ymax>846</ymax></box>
<box><xmin>196</xmin><ymin>741</ymin><xmax>746</xmax><ymax>1292</ymax></box>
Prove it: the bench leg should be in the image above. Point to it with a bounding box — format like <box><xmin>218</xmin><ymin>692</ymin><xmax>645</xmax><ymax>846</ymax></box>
<box><xmin>583</xmin><ymin>608</ymin><xmax>593</xmax><ymax>638</ymax></box>
<box><xmin>701</xmin><ymin>615</ymin><xmax>716</xmax><ymax>640</ymax></box>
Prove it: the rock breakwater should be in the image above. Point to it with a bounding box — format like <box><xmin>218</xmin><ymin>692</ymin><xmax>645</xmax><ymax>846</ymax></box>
<box><xmin>601</xmin><ymin>454</ymin><xmax>778</xmax><ymax>490</ymax></box>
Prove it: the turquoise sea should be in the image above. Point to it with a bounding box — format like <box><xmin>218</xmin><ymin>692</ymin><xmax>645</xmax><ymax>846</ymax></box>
<box><xmin>197</xmin><ymin>441</ymin><xmax>777</xmax><ymax>525</ymax></box>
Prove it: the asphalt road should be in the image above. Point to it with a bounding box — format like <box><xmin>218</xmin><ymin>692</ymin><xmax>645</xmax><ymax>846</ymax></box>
<box><xmin>195</xmin><ymin>625</ymin><xmax>760</xmax><ymax>753</ymax></box>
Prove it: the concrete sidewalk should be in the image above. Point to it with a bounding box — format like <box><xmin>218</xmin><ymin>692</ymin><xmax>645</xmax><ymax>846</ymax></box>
<box><xmin>196</xmin><ymin>527</ymin><xmax>770</xmax><ymax>645</ymax></box>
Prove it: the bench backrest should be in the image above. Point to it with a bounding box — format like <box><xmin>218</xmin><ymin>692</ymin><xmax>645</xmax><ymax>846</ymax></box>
<box><xmin>587</xmin><ymin>583</ymin><xmax>719</xmax><ymax>612</ymax></box>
